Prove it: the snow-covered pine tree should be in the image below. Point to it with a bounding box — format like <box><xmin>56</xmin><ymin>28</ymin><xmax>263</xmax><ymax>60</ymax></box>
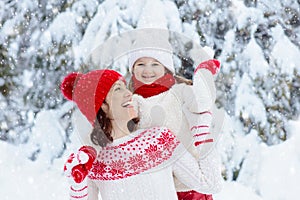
<box><xmin>174</xmin><ymin>0</ymin><xmax>300</xmax><ymax>181</ymax></box>
<box><xmin>0</xmin><ymin>0</ymin><xmax>299</xmax><ymax>183</ymax></box>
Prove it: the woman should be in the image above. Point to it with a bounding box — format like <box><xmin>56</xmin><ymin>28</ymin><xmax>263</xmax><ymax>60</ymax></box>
<box><xmin>60</xmin><ymin>69</ymin><xmax>222</xmax><ymax>200</ymax></box>
<box><xmin>127</xmin><ymin>48</ymin><xmax>222</xmax><ymax>199</ymax></box>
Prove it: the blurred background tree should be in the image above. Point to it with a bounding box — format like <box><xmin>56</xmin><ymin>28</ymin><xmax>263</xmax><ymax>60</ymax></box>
<box><xmin>0</xmin><ymin>0</ymin><xmax>299</xmax><ymax>181</ymax></box>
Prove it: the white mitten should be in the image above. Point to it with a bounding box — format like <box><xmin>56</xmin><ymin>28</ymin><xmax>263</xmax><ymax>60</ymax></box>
<box><xmin>193</xmin><ymin>59</ymin><xmax>221</xmax><ymax>107</ymax></box>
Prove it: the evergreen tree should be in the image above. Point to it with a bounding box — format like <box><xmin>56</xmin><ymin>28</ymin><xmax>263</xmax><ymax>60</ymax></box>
<box><xmin>0</xmin><ymin>0</ymin><xmax>299</xmax><ymax>182</ymax></box>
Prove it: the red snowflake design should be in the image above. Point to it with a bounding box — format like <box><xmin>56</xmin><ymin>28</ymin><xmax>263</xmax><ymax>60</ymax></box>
<box><xmin>89</xmin><ymin>161</ymin><xmax>107</xmax><ymax>178</ymax></box>
<box><xmin>89</xmin><ymin>128</ymin><xmax>180</xmax><ymax>181</ymax></box>
<box><xmin>128</xmin><ymin>154</ymin><xmax>147</xmax><ymax>171</ymax></box>
<box><xmin>157</xmin><ymin>130</ymin><xmax>175</xmax><ymax>145</ymax></box>
<box><xmin>145</xmin><ymin>144</ymin><xmax>163</xmax><ymax>162</ymax></box>
<box><xmin>109</xmin><ymin>159</ymin><xmax>126</xmax><ymax>176</ymax></box>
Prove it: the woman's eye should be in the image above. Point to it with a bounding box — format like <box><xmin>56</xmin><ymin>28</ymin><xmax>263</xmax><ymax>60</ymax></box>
<box><xmin>114</xmin><ymin>87</ymin><xmax>121</xmax><ymax>91</ymax></box>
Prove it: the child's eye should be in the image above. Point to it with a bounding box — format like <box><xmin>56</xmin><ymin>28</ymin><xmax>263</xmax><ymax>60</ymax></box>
<box><xmin>152</xmin><ymin>63</ymin><xmax>159</xmax><ymax>66</ymax></box>
<box><xmin>136</xmin><ymin>63</ymin><xmax>145</xmax><ymax>66</ymax></box>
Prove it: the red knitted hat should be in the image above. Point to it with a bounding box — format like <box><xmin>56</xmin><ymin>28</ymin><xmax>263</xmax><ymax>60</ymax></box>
<box><xmin>60</xmin><ymin>69</ymin><xmax>125</xmax><ymax>126</ymax></box>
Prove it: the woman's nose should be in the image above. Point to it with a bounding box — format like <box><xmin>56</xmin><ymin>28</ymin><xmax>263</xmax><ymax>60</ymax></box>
<box><xmin>124</xmin><ymin>89</ymin><xmax>132</xmax><ymax>97</ymax></box>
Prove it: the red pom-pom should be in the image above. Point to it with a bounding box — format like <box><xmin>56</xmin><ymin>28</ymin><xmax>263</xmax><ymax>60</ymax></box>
<box><xmin>60</xmin><ymin>72</ymin><xmax>83</xmax><ymax>100</ymax></box>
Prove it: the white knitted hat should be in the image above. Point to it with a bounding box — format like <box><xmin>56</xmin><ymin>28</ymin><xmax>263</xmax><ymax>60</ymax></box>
<box><xmin>128</xmin><ymin>48</ymin><xmax>175</xmax><ymax>74</ymax></box>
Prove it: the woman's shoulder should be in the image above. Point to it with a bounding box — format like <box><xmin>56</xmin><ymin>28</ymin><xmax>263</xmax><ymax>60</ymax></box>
<box><xmin>144</xmin><ymin>127</ymin><xmax>177</xmax><ymax>140</ymax></box>
<box><xmin>102</xmin><ymin>127</ymin><xmax>177</xmax><ymax>150</ymax></box>
<box><xmin>133</xmin><ymin>127</ymin><xmax>178</xmax><ymax>145</ymax></box>
<box><xmin>89</xmin><ymin>127</ymin><xmax>180</xmax><ymax>181</ymax></box>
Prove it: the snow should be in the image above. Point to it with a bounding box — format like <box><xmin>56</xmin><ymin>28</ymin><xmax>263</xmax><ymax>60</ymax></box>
<box><xmin>1</xmin><ymin>112</ymin><xmax>299</xmax><ymax>199</ymax></box>
<box><xmin>0</xmin><ymin>139</ymin><xmax>69</xmax><ymax>200</ymax></box>
<box><xmin>230</xmin><ymin>0</ymin><xmax>265</xmax><ymax>29</ymax></box>
<box><xmin>271</xmin><ymin>25</ymin><xmax>300</xmax><ymax>74</ymax></box>
<box><xmin>216</xmin><ymin>118</ymin><xmax>300</xmax><ymax>200</ymax></box>
<box><xmin>1</xmin><ymin>0</ymin><xmax>300</xmax><ymax>199</ymax></box>
<box><xmin>235</xmin><ymin>73</ymin><xmax>267</xmax><ymax>126</ymax></box>
<box><xmin>242</xmin><ymin>37</ymin><xmax>269</xmax><ymax>78</ymax></box>
<box><xmin>40</xmin><ymin>11</ymin><xmax>81</xmax><ymax>51</ymax></box>
<box><xmin>214</xmin><ymin>181</ymin><xmax>264</xmax><ymax>200</ymax></box>
<box><xmin>22</xmin><ymin>70</ymin><xmax>34</xmax><ymax>88</ymax></box>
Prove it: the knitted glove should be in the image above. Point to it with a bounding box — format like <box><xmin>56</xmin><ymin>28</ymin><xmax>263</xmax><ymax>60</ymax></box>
<box><xmin>194</xmin><ymin>59</ymin><xmax>220</xmax><ymax>75</ymax></box>
<box><xmin>64</xmin><ymin>146</ymin><xmax>97</xmax><ymax>199</ymax></box>
<box><xmin>183</xmin><ymin>106</ymin><xmax>215</xmax><ymax>158</ymax></box>
<box><xmin>192</xmin><ymin>68</ymin><xmax>216</xmax><ymax>112</ymax></box>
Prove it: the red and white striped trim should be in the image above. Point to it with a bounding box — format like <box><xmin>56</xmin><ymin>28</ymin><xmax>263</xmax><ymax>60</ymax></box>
<box><xmin>70</xmin><ymin>185</ymin><xmax>87</xmax><ymax>192</ymax></box>
<box><xmin>70</xmin><ymin>185</ymin><xmax>88</xmax><ymax>199</ymax></box>
<box><xmin>70</xmin><ymin>193</ymin><xmax>88</xmax><ymax>199</ymax></box>
<box><xmin>190</xmin><ymin>125</ymin><xmax>209</xmax><ymax>131</ymax></box>
<box><xmin>194</xmin><ymin>139</ymin><xmax>214</xmax><ymax>146</ymax></box>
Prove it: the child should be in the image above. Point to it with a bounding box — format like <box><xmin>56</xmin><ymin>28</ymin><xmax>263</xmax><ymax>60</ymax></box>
<box><xmin>60</xmin><ymin>69</ymin><xmax>222</xmax><ymax>200</ymax></box>
<box><xmin>127</xmin><ymin>47</ymin><xmax>223</xmax><ymax>199</ymax></box>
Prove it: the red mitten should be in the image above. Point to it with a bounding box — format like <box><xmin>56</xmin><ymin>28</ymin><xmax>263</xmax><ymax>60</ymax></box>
<box><xmin>64</xmin><ymin>146</ymin><xmax>97</xmax><ymax>199</ymax></box>
<box><xmin>64</xmin><ymin>146</ymin><xmax>97</xmax><ymax>183</ymax></box>
<box><xmin>194</xmin><ymin>59</ymin><xmax>220</xmax><ymax>75</ymax></box>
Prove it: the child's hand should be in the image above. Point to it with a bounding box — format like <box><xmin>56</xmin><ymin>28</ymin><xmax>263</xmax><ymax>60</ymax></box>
<box><xmin>64</xmin><ymin>146</ymin><xmax>97</xmax><ymax>183</ymax></box>
<box><xmin>194</xmin><ymin>59</ymin><xmax>220</xmax><ymax>75</ymax></box>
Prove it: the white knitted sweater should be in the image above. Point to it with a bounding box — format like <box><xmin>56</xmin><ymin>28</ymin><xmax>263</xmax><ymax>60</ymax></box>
<box><xmin>132</xmin><ymin>81</ymin><xmax>223</xmax><ymax>192</ymax></box>
<box><xmin>83</xmin><ymin>127</ymin><xmax>222</xmax><ymax>200</ymax></box>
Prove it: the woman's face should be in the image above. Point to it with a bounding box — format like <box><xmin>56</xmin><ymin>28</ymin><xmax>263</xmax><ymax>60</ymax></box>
<box><xmin>132</xmin><ymin>57</ymin><xmax>166</xmax><ymax>84</ymax></box>
<box><xmin>103</xmin><ymin>80</ymin><xmax>137</xmax><ymax>122</ymax></box>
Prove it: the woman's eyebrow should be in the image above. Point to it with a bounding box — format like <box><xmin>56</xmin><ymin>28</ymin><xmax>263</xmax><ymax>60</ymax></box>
<box><xmin>113</xmin><ymin>82</ymin><xmax>125</xmax><ymax>89</ymax></box>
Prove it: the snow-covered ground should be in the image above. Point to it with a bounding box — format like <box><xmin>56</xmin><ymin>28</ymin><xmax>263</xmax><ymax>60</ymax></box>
<box><xmin>1</xmin><ymin>111</ymin><xmax>299</xmax><ymax>200</ymax></box>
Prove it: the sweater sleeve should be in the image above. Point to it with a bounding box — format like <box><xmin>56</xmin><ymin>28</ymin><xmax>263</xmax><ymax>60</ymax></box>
<box><xmin>87</xmin><ymin>179</ymin><xmax>99</xmax><ymax>200</ymax></box>
<box><xmin>68</xmin><ymin>178</ymin><xmax>88</xmax><ymax>200</ymax></box>
<box><xmin>172</xmin><ymin>145</ymin><xmax>223</xmax><ymax>194</ymax></box>
<box><xmin>182</xmin><ymin>104</ymin><xmax>216</xmax><ymax>158</ymax></box>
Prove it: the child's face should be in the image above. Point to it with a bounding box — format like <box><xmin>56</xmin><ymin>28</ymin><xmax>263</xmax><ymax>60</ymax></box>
<box><xmin>132</xmin><ymin>57</ymin><xmax>166</xmax><ymax>84</ymax></box>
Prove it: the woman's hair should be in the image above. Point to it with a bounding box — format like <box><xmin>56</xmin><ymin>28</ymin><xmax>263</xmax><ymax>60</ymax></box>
<box><xmin>90</xmin><ymin>102</ymin><xmax>139</xmax><ymax>147</ymax></box>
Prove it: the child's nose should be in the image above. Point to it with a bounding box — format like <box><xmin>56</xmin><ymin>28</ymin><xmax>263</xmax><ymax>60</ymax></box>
<box><xmin>142</xmin><ymin>65</ymin><xmax>152</xmax><ymax>72</ymax></box>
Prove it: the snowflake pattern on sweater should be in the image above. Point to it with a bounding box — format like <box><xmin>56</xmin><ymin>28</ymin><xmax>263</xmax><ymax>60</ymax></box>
<box><xmin>88</xmin><ymin>127</ymin><xmax>180</xmax><ymax>181</ymax></box>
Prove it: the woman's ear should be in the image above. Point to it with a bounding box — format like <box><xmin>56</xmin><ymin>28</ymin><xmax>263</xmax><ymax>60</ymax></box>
<box><xmin>101</xmin><ymin>101</ymin><xmax>109</xmax><ymax>114</ymax></box>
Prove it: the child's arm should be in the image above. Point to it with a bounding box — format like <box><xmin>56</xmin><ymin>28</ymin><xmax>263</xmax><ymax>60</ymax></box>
<box><xmin>181</xmin><ymin>59</ymin><xmax>221</xmax><ymax>158</ymax></box>
<box><xmin>183</xmin><ymin>106</ymin><xmax>215</xmax><ymax>158</ymax></box>
<box><xmin>172</xmin><ymin>144</ymin><xmax>223</xmax><ymax>194</ymax></box>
